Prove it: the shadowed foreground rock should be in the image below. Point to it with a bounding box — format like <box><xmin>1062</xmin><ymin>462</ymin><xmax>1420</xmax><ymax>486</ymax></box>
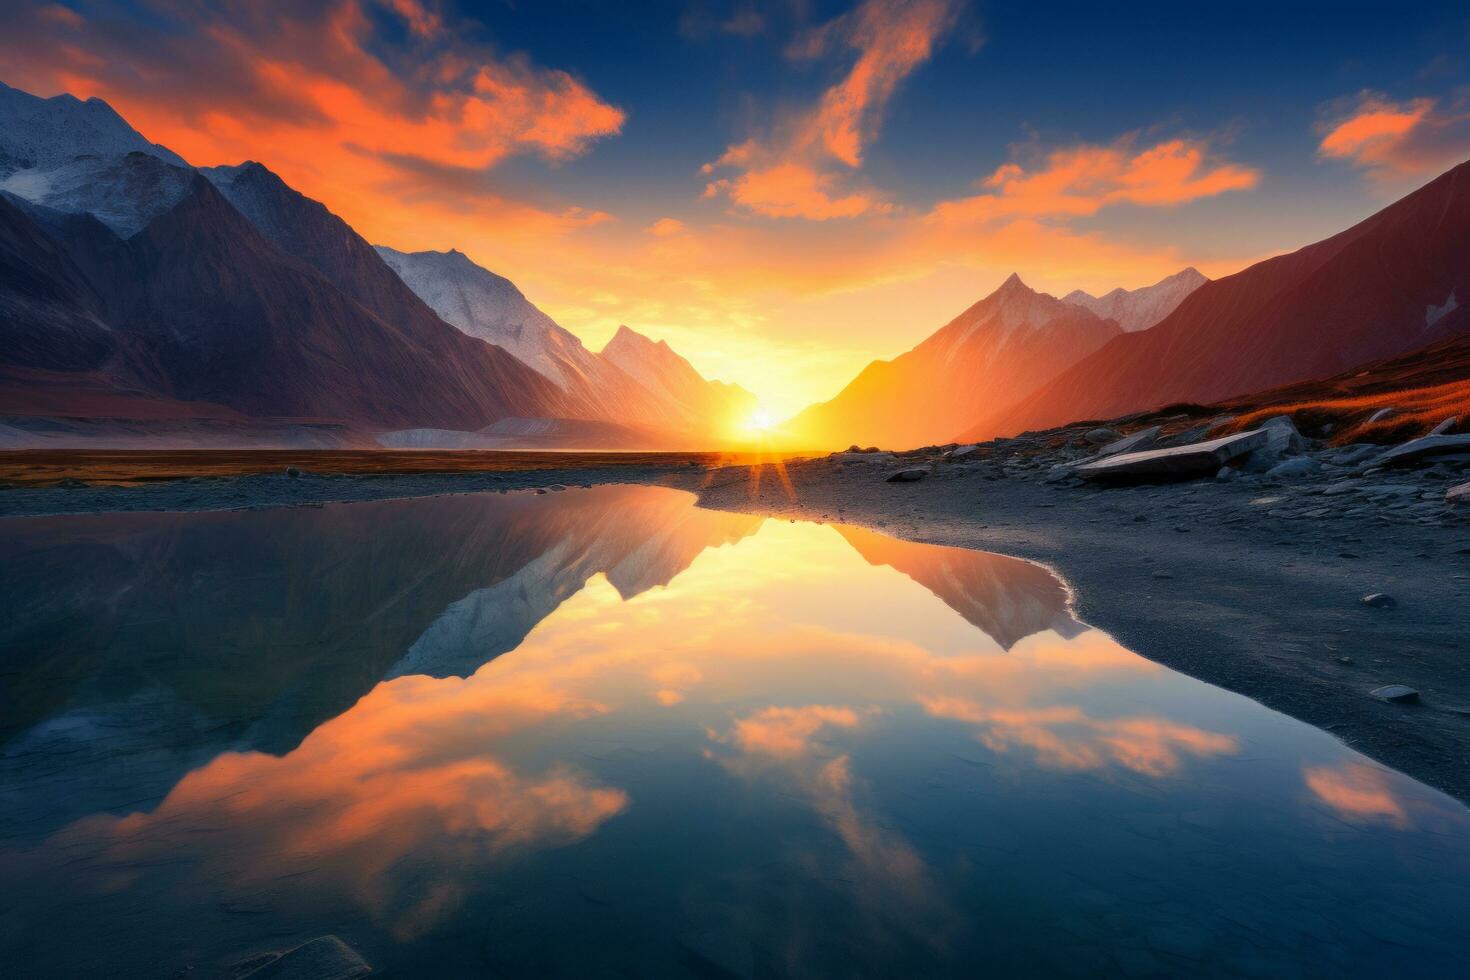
<box><xmin>1075</xmin><ymin>429</ymin><xmax>1268</xmax><ymax>480</ymax></box>
<box><xmin>1376</xmin><ymin>433</ymin><xmax>1470</xmax><ymax>468</ymax></box>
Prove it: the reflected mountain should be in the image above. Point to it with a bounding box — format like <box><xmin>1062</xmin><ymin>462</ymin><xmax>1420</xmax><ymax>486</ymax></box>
<box><xmin>390</xmin><ymin>487</ymin><xmax>762</xmax><ymax>679</ymax></box>
<box><xmin>834</xmin><ymin>524</ymin><xmax>1084</xmax><ymax>648</ymax></box>
<box><xmin>0</xmin><ymin>487</ymin><xmax>759</xmax><ymax>744</ymax></box>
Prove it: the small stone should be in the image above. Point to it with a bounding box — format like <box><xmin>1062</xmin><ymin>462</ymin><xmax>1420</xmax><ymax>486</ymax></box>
<box><xmin>1151</xmin><ymin>570</ymin><xmax>1174</xmax><ymax>579</ymax></box>
<box><xmin>284</xmin><ymin>466</ymin><xmax>302</xmax><ymax>478</ymax></box>
<box><xmin>1337</xmin><ymin>656</ymin><xmax>1354</xmax><ymax>665</ymax></box>
<box><xmin>1360</xmin><ymin>593</ymin><xmax>1396</xmax><ymax>608</ymax></box>
<box><xmin>236</xmin><ymin>936</ymin><xmax>371</xmax><ymax>980</ymax></box>
<box><xmin>1366</xmin><ymin>407</ymin><xmax>1396</xmax><ymax>424</ymax></box>
<box><xmin>1084</xmin><ymin>427</ymin><xmax>1121</xmax><ymax>444</ymax></box>
<box><xmin>1266</xmin><ymin>457</ymin><xmax>1319</xmax><ymax>479</ymax></box>
<box><xmin>1369</xmin><ymin>685</ymin><xmax>1419</xmax><ymax>704</ymax></box>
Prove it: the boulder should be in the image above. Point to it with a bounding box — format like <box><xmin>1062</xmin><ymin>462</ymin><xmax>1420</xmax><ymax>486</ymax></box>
<box><xmin>1374</xmin><ymin>433</ymin><xmax>1470</xmax><ymax>468</ymax></box>
<box><xmin>1369</xmin><ymin>685</ymin><xmax>1419</xmax><ymax>704</ymax></box>
<box><xmin>948</xmin><ymin>444</ymin><xmax>980</xmax><ymax>459</ymax></box>
<box><xmin>1447</xmin><ymin>481</ymin><xmax>1470</xmax><ymax>504</ymax></box>
<box><xmin>1075</xmin><ymin>429</ymin><xmax>1269</xmax><ymax>481</ymax></box>
<box><xmin>1084</xmin><ymin>427</ymin><xmax>1121</xmax><ymax>444</ymax></box>
<box><xmin>237</xmin><ymin>936</ymin><xmax>371</xmax><ymax>980</ymax></box>
<box><xmin>1092</xmin><ymin>426</ymin><xmax>1161</xmax><ymax>460</ymax></box>
<box><xmin>886</xmin><ymin>467</ymin><xmax>929</xmax><ymax>483</ymax></box>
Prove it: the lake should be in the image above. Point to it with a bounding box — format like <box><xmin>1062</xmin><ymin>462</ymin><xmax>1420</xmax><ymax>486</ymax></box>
<box><xmin>2</xmin><ymin>484</ymin><xmax>1468</xmax><ymax>977</ymax></box>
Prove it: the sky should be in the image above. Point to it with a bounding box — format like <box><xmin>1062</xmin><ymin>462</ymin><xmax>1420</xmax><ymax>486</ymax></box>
<box><xmin>3</xmin><ymin>0</ymin><xmax>1470</xmax><ymax>416</ymax></box>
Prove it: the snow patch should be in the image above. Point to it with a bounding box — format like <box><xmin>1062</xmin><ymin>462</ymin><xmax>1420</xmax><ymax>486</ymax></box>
<box><xmin>1426</xmin><ymin>290</ymin><xmax>1458</xmax><ymax>329</ymax></box>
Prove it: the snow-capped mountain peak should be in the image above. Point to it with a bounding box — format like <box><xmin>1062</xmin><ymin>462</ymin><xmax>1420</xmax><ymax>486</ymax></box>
<box><xmin>374</xmin><ymin>244</ymin><xmax>590</xmax><ymax>386</ymax></box>
<box><xmin>0</xmin><ymin>81</ymin><xmax>188</xmax><ymax>178</ymax></box>
<box><xmin>1063</xmin><ymin>267</ymin><xmax>1207</xmax><ymax>332</ymax></box>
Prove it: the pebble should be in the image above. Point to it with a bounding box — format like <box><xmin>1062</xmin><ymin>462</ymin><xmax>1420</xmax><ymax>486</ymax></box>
<box><xmin>1360</xmin><ymin>593</ymin><xmax>1397</xmax><ymax>608</ymax></box>
<box><xmin>1369</xmin><ymin>685</ymin><xmax>1420</xmax><ymax>704</ymax></box>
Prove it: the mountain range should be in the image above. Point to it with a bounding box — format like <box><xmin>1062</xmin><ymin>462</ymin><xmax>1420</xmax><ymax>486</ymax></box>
<box><xmin>969</xmin><ymin>161</ymin><xmax>1470</xmax><ymax>441</ymax></box>
<box><xmin>4</xmin><ymin>76</ymin><xmax>1470</xmax><ymax>452</ymax></box>
<box><xmin>0</xmin><ymin>81</ymin><xmax>750</xmax><ymax>449</ymax></box>
<box><xmin>789</xmin><ymin>158</ymin><xmax>1470</xmax><ymax>450</ymax></box>
<box><xmin>375</xmin><ymin>246</ymin><xmax>754</xmax><ymax>435</ymax></box>
<box><xmin>784</xmin><ymin>270</ymin><xmax>1194</xmax><ymax>449</ymax></box>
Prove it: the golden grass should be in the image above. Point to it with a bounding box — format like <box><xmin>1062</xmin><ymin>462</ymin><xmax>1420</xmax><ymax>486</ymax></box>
<box><xmin>1228</xmin><ymin>379</ymin><xmax>1468</xmax><ymax>444</ymax></box>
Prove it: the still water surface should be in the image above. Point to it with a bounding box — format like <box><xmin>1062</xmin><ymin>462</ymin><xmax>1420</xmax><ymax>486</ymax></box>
<box><xmin>2</xmin><ymin>485</ymin><xmax>1468</xmax><ymax>977</ymax></box>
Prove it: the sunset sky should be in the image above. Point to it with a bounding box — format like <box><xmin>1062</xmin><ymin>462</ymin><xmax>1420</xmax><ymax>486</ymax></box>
<box><xmin>4</xmin><ymin>0</ymin><xmax>1470</xmax><ymax>415</ymax></box>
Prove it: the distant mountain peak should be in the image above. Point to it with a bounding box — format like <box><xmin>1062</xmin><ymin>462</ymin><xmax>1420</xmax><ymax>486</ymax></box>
<box><xmin>606</xmin><ymin>324</ymin><xmax>671</xmax><ymax>353</ymax></box>
<box><xmin>1062</xmin><ymin>267</ymin><xmax>1208</xmax><ymax>332</ymax></box>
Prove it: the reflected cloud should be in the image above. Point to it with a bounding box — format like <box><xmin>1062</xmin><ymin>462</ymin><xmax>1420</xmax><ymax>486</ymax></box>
<box><xmin>707</xmin><ymin>704</ymin><xmax>955</xmax><ymax>950</ymax></box>
<box><xmin>36</xmin><ymin>672</ymin><xmax>626</xmax><ymax>940</ymax></box>
<box><xmin>1304</xmin><ymin>762</ymin><xmax>1409</xmax><ymax>828</ymax></box>
<box><xmin>714</xmin><ymin>704</ymin><xmax>867</xmax><ymax>760</ymax></box>
<box><xmin>922</xmin><ymin>699</ymin><xmax>1238</xmax><ymax>777</ymax></box>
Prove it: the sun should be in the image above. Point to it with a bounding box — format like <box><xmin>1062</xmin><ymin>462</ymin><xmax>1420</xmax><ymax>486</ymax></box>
<box><xmin>745</xmin><ymin>409</ymin><xmax>777</xmax><ymax>432</ymax></box>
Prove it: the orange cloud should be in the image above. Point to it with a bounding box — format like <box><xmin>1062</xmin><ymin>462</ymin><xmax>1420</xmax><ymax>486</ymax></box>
<box><xmin>1304</xmin><ymin>762</ymin><xmax>1408</xmax><ymax>827</ymax></box>
<box><xmin>1317</xmin><ymin>91</ymin><xmax>1470</xmax><ymax>181</ymax></box>
<box><xmin>705</xmin><ymin>162</ymin><xmax>885</xmax><ymax>219</ymax></box>
<box><xmin>0</xmin><ymin>0</ymin><xmax>624</xmax><ymax>234</ymax></box>
<box><xmin>798</xmin><ymin>0</ymin><xmax>959</xmax><ymax>168</ymax></box>
<box><xmin>703</xmin><ymin>0</ymin><xmax>957</xmax><ymax>219</ymax></box>
<box><xmin>929</xmin><ymin>137</ymin><xmax>1260</xmax><ymax>225</ymax></box>
<box><xmin>646</xmin><ymin>217</ymin><xmax>687</xmax><ymax>237</ymax></box>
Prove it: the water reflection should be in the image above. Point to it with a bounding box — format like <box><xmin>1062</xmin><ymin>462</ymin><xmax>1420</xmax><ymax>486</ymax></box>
<box><xmin>1</xmin><ymin>486</ymin><xmax>1468</xmax><ymax>978</ymax></box>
